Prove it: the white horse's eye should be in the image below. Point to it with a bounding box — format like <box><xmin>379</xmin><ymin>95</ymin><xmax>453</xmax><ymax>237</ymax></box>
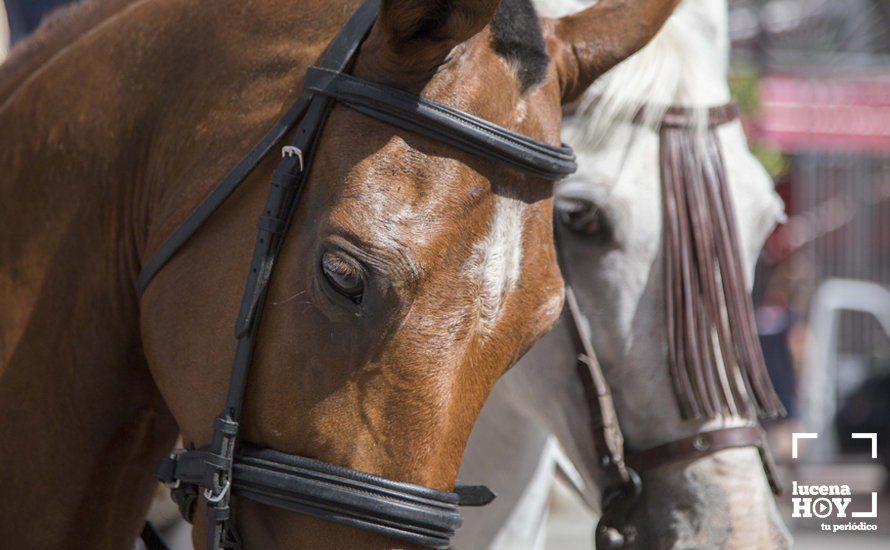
<box><xmin>321</xmin><ymin>250</ymin><xmax>365</xmax><ymax>303</ymax></box>
<box><xmin>557</xmin><ymin>197</ymin><xmax>612</xmax><ymax>241</ymax></box>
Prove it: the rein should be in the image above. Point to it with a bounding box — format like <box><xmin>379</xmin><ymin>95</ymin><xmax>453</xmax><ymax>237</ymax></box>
<box><xmin>138</xmin><ymin>1</ymin><xmax>574</xmax><ymax>549</ymax></box>
<box><xmin>558</xmin><ymin>102</ymin><xmax>783</xmax><ymax>549</ymax></box>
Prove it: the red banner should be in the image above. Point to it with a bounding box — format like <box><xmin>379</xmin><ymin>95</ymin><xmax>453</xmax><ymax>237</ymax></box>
<box><xmin>756</xmin><ymin>73</ymin><xmax>890</xmax><ymax>153</ymax></box>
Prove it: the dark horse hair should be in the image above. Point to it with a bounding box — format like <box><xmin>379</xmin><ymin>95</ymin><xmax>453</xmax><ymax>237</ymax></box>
<box><xmin>491</xmin><ymin>0</ymin><xmax>550</xmax><ymax>92</ymax></box>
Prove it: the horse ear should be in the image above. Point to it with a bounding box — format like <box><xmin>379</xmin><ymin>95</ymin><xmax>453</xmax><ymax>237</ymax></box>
<box><xmin>551</xmin><ymin>0</ymin><xmax>681</xmax><ymax>103</ymax></box>
<box><xmin>379</xmin><ymin>0</ymin><xmax>499</xmax><ymax>46</ymax></box>
<box><xmin>373</xmin><ymin>0</ymin><xmax>500</xmax><ymax>75</ymax></box>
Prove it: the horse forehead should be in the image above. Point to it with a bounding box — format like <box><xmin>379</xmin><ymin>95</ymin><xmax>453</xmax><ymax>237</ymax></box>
<box><xmin>331</xmin><ymin>158</ymin><xmax>540</xmax><ymax>333</ymax></box>
<box><xmin>329</xmin><ymin>137</ymin><xmax>488</xmax><ymax>233</ymax></box>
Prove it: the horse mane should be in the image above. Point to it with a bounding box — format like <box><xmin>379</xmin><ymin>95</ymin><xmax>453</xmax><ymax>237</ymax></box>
<box><xmin>556</xmin><ymin>0</ymin><xmax>730</xmax><ymax>148</ymax></box>
<box><xmin>0</xmin><ymin>0</ymin><xmax>140</xmax><ymax>106</ymax></box>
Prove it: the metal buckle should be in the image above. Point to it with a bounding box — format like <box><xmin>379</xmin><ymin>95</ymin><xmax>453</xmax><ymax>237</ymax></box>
<box><xmin>281</xmin><ymin>146</ymin><xmax>304</xmax><ymax>171</ymax></box>
<box><xmin>204</xmin><ymin>479</ymin><xmax>231</xmax><ymax>504</ymax></box>
<box><xmin>163</xmin><ymin>451</ymin><xmax>183</xmax><ymax>489</ymax></box>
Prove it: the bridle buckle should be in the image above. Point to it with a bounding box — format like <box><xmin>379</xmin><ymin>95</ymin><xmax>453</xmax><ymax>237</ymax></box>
<box><xmin>281</xmin><ymin>146</ymin><xmax>304</xmax><ymax>171</ymax></box>
<box><xmin>204</xmin><ymin>479</ymin><xmax>231</xmax><ymax>504</ymax></box>
<box><xmin>160</xmin><ymin>450</ymin><xmax>184</xmax><ymax>489</ymax></box>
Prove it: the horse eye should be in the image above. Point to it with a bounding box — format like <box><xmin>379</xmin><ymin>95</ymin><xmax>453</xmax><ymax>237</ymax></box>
<box><xmin>321</xmin><ymin>251</ymin><xmax>364</xmax><ymax>303</ymax></box>
<box><xmin>557</xmin><ymin>198</ymin><xmax>612</xmax><ymax>241</ymax></box>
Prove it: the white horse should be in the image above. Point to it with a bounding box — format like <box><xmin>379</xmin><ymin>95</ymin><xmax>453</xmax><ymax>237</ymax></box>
<box><xmin>457</xmin><ymin>0</ymin><xmax>792</xmax><ymax>548</ymax></box>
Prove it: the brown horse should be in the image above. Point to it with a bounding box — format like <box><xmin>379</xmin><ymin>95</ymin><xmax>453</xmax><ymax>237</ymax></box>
<box><xmin>0</xmin><ymin>0</ymin><xmax>678</xmax><ymax>547</ymax></box>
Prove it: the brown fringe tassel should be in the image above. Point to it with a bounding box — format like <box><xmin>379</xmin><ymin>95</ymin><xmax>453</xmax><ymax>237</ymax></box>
<box><xmin>659</xmin><ymin>123</ymin><xmax>785</xmax><ymax>420</ymax></box>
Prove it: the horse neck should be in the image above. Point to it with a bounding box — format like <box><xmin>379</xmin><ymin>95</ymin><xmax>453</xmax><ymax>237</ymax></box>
<box><xmin>0</xmin><ymin>41</ymin><xmax>173</xmax><ymax>549</ymax></box>
<box><xmin>0</xmin><ymin>0</ymin><xmax>348</xmax><ymax>545</ymax></box>
<box><xmin>0</xmin><ymin>143</ymin><xmax>174</xmax><ymax>545</ymax></box>
<box><xmin>0</xmin><ymin>0</ymin><xmax>135</xmax><ymax>106</ymax></box>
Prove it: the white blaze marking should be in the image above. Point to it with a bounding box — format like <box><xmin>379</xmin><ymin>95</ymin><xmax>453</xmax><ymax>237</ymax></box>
<box><xmin>472</xmin><ymin>194</ymin><xmax>525</xmax><ymax>332</ymax></box>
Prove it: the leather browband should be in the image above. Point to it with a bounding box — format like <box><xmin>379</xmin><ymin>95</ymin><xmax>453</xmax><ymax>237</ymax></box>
<box><xmin>660</xmin><ymin>102</ymin><xmax>739</xmax><ymax>129</ymax></box>
<box><xmin>302</xmin><ymin>67</ymin><xmax>577</xmax><ymax>180</ymax></box>
<box><xmin>634</xmin><ymin>102</ymin><xmax>740</xmax><ymax>129</ymax></box>
<box><xmin>565</xmin><ymin>100</ymin><xmax>741</xmax><ymax>131</ymax></box>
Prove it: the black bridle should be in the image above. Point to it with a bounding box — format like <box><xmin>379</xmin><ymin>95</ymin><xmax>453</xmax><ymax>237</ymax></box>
<box><xmin>138</xmin><ymin>1</ymin><xmax>574</xmax><ymax>549</ymax></box>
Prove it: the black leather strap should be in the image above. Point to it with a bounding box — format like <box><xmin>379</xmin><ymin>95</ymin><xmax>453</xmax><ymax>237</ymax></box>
<box><xmin>303</xmin><ymin>67</ymin><xmax>576</xmax><ymax>180</ymax></box>
<box><xmin>177</xmin><ymin>3</ymin><xmax>383</xmax><ymax>548</ymax></box>
<box><xmin>155</xmin><ymin>446</ymin><xmax>494</xmax><ymax>549</ymax></box>
<box><xmin>137</xmin><ymin>1</ymin><xmax>575</xmax><ymax>298</ymax></box>
<box><xmin>140</xmin><ymin>521</ymin><xmax>172</xmax><ymax>550</ymax></box>
<box><xmin>135</xmin><ymin>93</ymin><xmax>311</xmax><ymax>297</ymax></box>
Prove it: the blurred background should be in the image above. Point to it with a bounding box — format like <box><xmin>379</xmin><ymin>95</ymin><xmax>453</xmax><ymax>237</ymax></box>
<box><xmin>1</xmin><ymin>0</ymin><xmax>887</xmax><ymax>548</ymax></box>
<box><xmin>732</xmin><ymin>0</ymin><xmax>889</xmax><ymax>546</ymax></box>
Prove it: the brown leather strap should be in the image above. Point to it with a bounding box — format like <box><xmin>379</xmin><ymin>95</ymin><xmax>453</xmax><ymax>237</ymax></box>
<box><xmin>658</xmin><ymin>105</ymin><xmax>785</xmax><ymax>419</ymax></box>
<box><xmin>563</xmin><ymin>283</ymin><xmax>630</xmax><ymax>484</ymax></box>
<box><xmin>627</xmin><ymin>426</ymin><xmax>782</xmax><ymax>495</ymax></box>
<box><xmin>628</xmin><ymin>426</ymin><xmax>761</xmax><ymax>471</ymax></box>
<box><xmin>624</xmin><ymin>101</ymin><xmax>740</xmax><ymax>129</ymax></box>
<box><xmin>566</xmin><ymin>97</ymin><xmax>741</xmax><ymax>130</ymax></box>
<box><xmin>556</xmin><ymin>227</ymin><xmax>641</xmax><ymax>550</ymax></box>
<box><xmin>657</xmin><ymin>103</ymin><xmax>740</xmax><ymax>129</ymax></box>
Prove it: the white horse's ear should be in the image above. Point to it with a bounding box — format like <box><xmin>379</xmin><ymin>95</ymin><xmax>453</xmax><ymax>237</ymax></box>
<box><xmin>548</xmin><ymin>0</ymin><xmax>681</xmax><ymax>103</ymax></box>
